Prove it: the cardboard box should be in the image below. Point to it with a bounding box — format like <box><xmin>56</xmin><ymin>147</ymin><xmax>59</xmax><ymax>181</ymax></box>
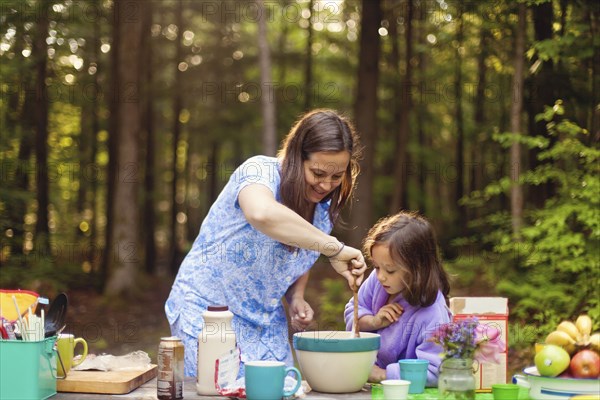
<box><xmin>449</xmin><ymin>297</ymin><xmax>508</xmax><ymax>391</ymax></box>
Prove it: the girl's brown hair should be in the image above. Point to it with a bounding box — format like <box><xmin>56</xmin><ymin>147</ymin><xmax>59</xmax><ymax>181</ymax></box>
<box><xmin>363</xmin><ymin>211</ymin><xmax>450</xmax><ymax>307</ymax></box>
<box><xmin>277</xmin><ymin>109</ymin><xmax>361</xmax><ymax>223</ymax></box>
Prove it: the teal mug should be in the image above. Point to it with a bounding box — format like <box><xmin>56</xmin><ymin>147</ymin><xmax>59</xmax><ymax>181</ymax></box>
<box><xmin>399</xmin><ymin>359</ymin><xmax>429</xmax><ymax>394</ymax></box>
<box><xmin>245</xmin><ymin>360</ymin><xmax>302</xmax><ymax>400</ymax></box>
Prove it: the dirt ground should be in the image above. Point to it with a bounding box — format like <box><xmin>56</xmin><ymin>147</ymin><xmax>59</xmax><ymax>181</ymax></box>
<box><xmin>61</xmin><ymin>262</ymin><xmax>531</xmax><ymax>380</ymax></box>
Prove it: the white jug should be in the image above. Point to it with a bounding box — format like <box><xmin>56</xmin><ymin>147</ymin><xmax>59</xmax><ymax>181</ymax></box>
<box><xmin>196</xmin><ymin>305</ymin><xmax>237</xmax><ymax>395</ymax></box>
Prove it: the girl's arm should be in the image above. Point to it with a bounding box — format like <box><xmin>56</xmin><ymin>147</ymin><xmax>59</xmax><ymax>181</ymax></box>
<box><xmin>238</xmin><ymin>184</ymin><xmax>366</xmax><ymax>285</ymax></box>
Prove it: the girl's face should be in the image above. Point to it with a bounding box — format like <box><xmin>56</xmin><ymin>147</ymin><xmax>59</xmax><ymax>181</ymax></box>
<box><xmin>371</xmin><ymin>243</ymin><xmax>406</xmax><ymax>296</ymax></box>
<box><xmin>302</xmin><ymin>151</ymin><xmax>350</xmax><ymax>203</ymax></box>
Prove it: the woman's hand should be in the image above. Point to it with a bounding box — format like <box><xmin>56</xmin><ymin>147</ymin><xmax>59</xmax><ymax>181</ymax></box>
<box><xmin>372</xmin><ymin>303</ymin><xmax>404</xmax><ymax>329</ymax></box>
<box><xmin>368</xmin><ymin>365</ymin><xmax>387</xmax><ymax>383</ymax></box>
<box><xmin>288</xmin><ymin>297</ymin><xmax>314</xmax><ymax>332</ymax></box>
<box><xmin>328</xmin><ymin>244</ymin><xmax>367</xmax><ymax>288</ymax></box>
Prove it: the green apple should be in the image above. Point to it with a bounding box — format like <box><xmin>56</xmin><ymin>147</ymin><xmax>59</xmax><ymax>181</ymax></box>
<box><xmin>535</xmin><ymin>344</ymin><xmax>571</xmax><ymax>377</ymax></box>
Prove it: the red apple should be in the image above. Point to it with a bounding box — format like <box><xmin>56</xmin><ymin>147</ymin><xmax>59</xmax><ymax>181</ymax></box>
<box><xmin>570</xmin><ymin>349</ymin><xmax>600</xmax><ymax>379</ymax></box>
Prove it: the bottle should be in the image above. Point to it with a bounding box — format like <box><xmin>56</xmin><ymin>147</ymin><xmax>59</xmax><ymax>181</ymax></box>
<box><xmin>196</xmin><ymin>305</ymin><xmax>237</xmax><ymax>395</ymax></box>
<box><xmin>157</xmin><ymin>336</ymin><xmax>184</xmax><ymax>400</ymax></box>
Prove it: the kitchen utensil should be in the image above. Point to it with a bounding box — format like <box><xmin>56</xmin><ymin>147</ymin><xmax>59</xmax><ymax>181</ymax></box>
<box><xmin>45</xmin><ymin>293</ymin><xmax>68</xmax><ymax>338</ymax></box>
<box><xmin>352</xmin><ymin>275</ymin><xmax>360</xmax><ymax>338</ymax></box>
<box><xmin>513</xmin><ymin>366</ymin><xmax>600</xmax><ymax>400</ymax></box>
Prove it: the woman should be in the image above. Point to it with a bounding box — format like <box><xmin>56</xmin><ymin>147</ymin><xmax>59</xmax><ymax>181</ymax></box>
<box><xmin>165</xmin><ymin>109</ymin><xmax>366</xmax><ymax>376</ymax></box>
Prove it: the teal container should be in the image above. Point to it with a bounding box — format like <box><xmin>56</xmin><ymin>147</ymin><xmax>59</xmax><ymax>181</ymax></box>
<box><xmin>0</xmin><ymin>337</ymin><xmax>57</xmax><ymax>400</ymax></box>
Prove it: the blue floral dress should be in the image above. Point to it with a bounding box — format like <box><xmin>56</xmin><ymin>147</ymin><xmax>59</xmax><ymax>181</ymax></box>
<box><xmin>165</xmin><ymin>155</ymin><xmax>334</xmax><ymax>376</ymax></box>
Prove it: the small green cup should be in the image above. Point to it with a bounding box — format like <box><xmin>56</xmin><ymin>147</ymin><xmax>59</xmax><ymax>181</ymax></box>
<box><xmin>491</xmin><ymin>383</ymin><xmax>520</xmax><ymax>400</ymax></box>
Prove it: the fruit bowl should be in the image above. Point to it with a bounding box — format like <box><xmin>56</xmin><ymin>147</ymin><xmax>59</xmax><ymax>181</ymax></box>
<box><xmin>513</xmin><ymin>366</ymin><xmax>600</xmax><ymax>400</ymax></box>
<box><xmin>292</xmin><ymin>331</ymin><xmax>380</xmax><ymax>393</ymax></box>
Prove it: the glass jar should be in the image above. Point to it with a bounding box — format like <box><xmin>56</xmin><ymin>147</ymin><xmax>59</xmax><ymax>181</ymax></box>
<box><xmin>437</xmin><ymin>358</ymin><xmax>476</xmax><ymax>400</ymax></box>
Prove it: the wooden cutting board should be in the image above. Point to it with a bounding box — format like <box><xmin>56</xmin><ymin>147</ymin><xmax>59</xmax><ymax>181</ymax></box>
<box><xmin>57</xmin><ymin>364</ymin><xmax>157</xmax><ymax>394</ymax></box>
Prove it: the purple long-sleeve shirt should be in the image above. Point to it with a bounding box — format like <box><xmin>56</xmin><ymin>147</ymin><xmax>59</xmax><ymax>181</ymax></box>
<box><xmin>344</xmin><ymin>271</ymin><xmax>451</xmax><ymax>386</ymax></box>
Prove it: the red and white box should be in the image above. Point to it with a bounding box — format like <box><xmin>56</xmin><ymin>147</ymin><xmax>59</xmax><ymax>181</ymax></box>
<box><xmin>449</xmin><ymin>297</ymin><xmax>509</xmax><ymax>391</ymax></box>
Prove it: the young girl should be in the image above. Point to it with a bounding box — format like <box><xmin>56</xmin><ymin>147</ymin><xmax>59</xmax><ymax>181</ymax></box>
<box><xmin>344</xmin><ymin>211</ymin><xmax>451</xmax><ymax>385</ymax></box>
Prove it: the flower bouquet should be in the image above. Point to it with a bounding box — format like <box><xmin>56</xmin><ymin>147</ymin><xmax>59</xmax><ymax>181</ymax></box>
<box><xmin>429</xmin><ymin>318</ymin><xmax>505</xmax><ymax>400</ymax></box>
<box><xmin>430</xmin><ymin>317</ymin><xmax>505</xmax><ymax>364</ymax></box>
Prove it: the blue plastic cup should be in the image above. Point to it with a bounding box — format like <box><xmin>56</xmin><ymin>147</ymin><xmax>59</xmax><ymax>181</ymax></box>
<box><xmin>398</xmin><ymin>359</ymin><xmax>429</xmax><ymax>394</ymax></box>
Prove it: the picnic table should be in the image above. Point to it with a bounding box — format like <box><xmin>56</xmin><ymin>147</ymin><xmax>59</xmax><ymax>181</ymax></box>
<box><xmin>52</xmin><ymin>377</ymin><xmax>530</xmax><ymax>399</ymax></box>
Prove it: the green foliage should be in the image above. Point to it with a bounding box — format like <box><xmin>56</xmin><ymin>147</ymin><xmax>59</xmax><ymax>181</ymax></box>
<box><xmin>462</xmin><ymin>102</ymin><xmax>600</xmax><ymax>346</ymax></box>
<box><xmin>318</xmin><ymin>278</ymin><xmax>351</xmax><ymax>331</ymax></box>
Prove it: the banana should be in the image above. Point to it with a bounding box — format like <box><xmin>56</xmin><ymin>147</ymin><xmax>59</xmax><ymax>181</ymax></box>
<box><xmin>589</xmin><ymin>332</ymin><xmax>600</xmax><ymax>351</ymax></box>
<box><xmin>557</xmin><ymin>320</ymin><xmax>582</xmax><ymax>341</ymax></box>
<box><xmin>576</xmin><ymin>315</ymin><xmax>593</xmax><ymax>338</ymax></box>
<box><xmin>545</xmin><ymin>330</ymin><xmax>577</xmax><ymax>354</ymax></box>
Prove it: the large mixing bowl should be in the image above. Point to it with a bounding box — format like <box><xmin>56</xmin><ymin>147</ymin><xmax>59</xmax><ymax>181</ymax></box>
<box><xmin>513</xmin><ymin>366</ymin><xmax>600</xmax><ymax>400</ymax></box>
<box><xmin>292</xmin><ymin>331</ymin><xmax>380</xmax><ymax>393</ymax></box>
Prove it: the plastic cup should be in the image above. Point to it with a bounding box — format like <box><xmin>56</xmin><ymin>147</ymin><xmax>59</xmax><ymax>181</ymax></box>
<box><xmin>492</xmin><ymin>383</ymin><xmax>520</xmax><ymax>400</ymax></box>
<box><xmin>381</xmin><ymin>379</ymin><xmax>410</xmax><ymax>400</ymax></box>
<box><xmin>398</xmin><ymin>359</ymin><xmax>429</xmax><ymax>394</ymax></box>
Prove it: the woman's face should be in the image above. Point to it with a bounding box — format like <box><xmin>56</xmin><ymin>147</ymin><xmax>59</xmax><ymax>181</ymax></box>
<box><xmin>302</xmin><ymin>151</ymin><xmax>350</xmax><ymax>203</ymax></box>
<box><xmin>371</xmin><ymin>243</ymin><xmax>406</xmax><ymax>296</ymax></box>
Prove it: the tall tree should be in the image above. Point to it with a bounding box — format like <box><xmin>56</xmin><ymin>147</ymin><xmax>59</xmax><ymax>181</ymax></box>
<box><xmin>304</xmin><ymin>0</ymin><xmax>314</xmax><ymax>111</ymax></box>
<box><xmin>391</xmin><ymin>0</ymin><xmax>414</xmax><ymax>212</ymax></box>
<box><xmin>169</xmin><ymin>0</ymin><xmax>184</xmax><ymax>274</ymax></box>
<box><xmin>32</xmin><ymin>0</ymin><xmax>51</xmax><ymax>253</ymax></box>
<box><xmin>258</xmin><ymin>0</ymin><xmax>277</xmax><ymax>156</ymax></box>
<box><xmin>349</xmin><ymin>0</ymin><xmax>381</xmax><ymax>247</ymax></box>
<box><xmin>454</xmin><ymin>4</ymin><xmax>466</xmax><ymax>232</ymax></box>
<box><xmin>105</xmin><ymin>0</ymin><xmax>145</xmax><ymax>295</ymax></box>
<box><xmin>142</xmin><ymin>0</ymin><xmax>156</xmax><ymax>274</ymax></box>
<box><xmin>509</xmin><ymin>3</ymin><xmax>526</xmax><ymax>237</ymax></box>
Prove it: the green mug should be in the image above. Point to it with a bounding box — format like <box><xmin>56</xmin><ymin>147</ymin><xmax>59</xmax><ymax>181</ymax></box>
<box><xmin>245</xmin><ymin>360</ymin><xmax>301</xmax><ymax>400</ymax></box>
<box><xmin>56</xmin><ymin>333</ymin><xmax>88</xmax><ymax>378</ymax></box>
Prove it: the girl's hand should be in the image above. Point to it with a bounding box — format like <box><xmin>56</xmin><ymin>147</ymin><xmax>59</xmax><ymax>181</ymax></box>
<box><xmin>288</xmin><ymin>297</ymin><xmax>314</xmax><ymax>332</ymax></box>
<box><xmin>328</xmin><ymin>244</ymin><xmax>367</xmax><ymax>288</ymax></box>
<box><xmin>368</xmin><ymin>365</ymin><xmax>387</xmax><ymax>383</ymax></box>
<box><xmin>373</xmin><ymin>303</ymin><xmax>404</xmax><ymax>329</ymax></box>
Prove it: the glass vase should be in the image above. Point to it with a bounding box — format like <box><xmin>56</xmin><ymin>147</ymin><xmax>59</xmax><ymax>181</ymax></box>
<box><xmin>437</xmin><ymin>358</ymin><xmax>477</xmax><ymax>400</ymax></box>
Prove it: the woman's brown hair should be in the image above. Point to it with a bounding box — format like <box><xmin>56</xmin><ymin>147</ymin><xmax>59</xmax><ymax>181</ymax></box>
<box><xmin>277</xmin><ymin>109</ymin><xmax>361</xmax><ymax>223</ymax></box>
<box><xmin>363</xmin><ymin>211</ymin><xmax>450</xmax><ymax>307</ymax></box>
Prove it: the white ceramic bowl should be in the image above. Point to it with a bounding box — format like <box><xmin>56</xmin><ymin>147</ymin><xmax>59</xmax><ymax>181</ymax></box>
<box><xmin>513</xmin><ymin>366</ymin><xmax>600</xmax><ymax>400</ymax></box>
<box><xmin>292</xmin><ymin>331</ymin><xmax>380</xmax><ymax>393</ymax></box>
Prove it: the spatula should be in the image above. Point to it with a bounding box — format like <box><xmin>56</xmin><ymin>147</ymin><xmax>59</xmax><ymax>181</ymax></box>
<box><xmin>45</xmin><ymin>293</ymin><xmax>68</xmax><ymax>337</ymax></box>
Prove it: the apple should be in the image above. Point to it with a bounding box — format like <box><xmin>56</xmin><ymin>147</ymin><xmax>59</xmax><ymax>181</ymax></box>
<box><xmin>570</xmin><ymin>349</ymin><xmax>600</xmax><ymax>379</ymax></box>
<box><xmin>535</xmin><ymin>344</ymin><xmax>571</xmax><ymax>377</ymax></box>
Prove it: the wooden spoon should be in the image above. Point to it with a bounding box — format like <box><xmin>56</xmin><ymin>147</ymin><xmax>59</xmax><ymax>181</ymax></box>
<box><xmin>352</xmin><ymin>275</ymin><xmax>360</xmax><ymax>338</ymax></box>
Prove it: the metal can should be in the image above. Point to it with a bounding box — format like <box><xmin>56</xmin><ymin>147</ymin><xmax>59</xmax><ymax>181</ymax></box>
<box><xmin>157</xmin><ymin>336</ymin><xmax>184</xmax><ymax>399</ymax></box>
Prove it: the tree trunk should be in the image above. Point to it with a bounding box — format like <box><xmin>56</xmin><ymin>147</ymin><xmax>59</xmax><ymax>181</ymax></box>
<box><xmin>391</xmin><ymin>0</ymin><xmax>413</xmax><ymax>212</ymax></box>
<box><xmin>528</xmin><ymin>1</ymin><xmax>555</xmax><ymax>206</ymax></box>
<box><xmin>454</xmin><ymin>4</ymin><xmax>466</xmax><ymax>233</ymax></box>
<box><xmin>510</xmin><ymin>4</ymin><xmax>526</xmax><ymax>238</ymax></box>
<box><xmin>169</xmin><ymin>0</ymin><xmax>184</xmax><ymax>275</ymax></box>
<box><xmin>33</xmin><ymin>0</ymin><xmax>51</xmax><ymax>254</ymax></box>
<box><xmin>142</xmin><ymin>0</ymin><xmax>156</xmax><ymax>274</ymax></box>
<box><xmin>258</xmin><ymin>0</ymin><xmax>277</xmax><ymax>156</ymax></box>
<box><xmin>304</xmin><ymin>0</ymin><xmax>314</xmax><ymax>111</ymax></box>
<box><xmin>588</xmin><ymin>3</ymin><xmax>600</xmax><ymax>141</ymax></box>
<box><xmin>104</xmin><ymin>0</ymin><xmax>145</xmax><ymax>296</ymax></box>
<box><xmin>415</xmin><ymin>0</ymin><xmax>427</xmax><ymax>213</ymax></box>
<box><xmin>471</xmin><ymin>27</ymin><xmax>488</xmax><ymax>221</ymax></box>
<box><xmin>348</xmin><ymin>0</ymin><xmax>381</xmax><ymax>247</ymax></box>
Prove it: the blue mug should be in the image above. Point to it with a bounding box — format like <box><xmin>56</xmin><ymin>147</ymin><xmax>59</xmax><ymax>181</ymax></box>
<box><xmin>245</xmin><ymin>360</ymin><xmax>302</xmax><ymax>400</ymax></box>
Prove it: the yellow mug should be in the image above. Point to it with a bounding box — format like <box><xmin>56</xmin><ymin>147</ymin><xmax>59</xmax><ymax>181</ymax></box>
<box><xmin>56</xmin><ymin>333</ymin><xmax>88</xmax><ymax>377</ymax></box>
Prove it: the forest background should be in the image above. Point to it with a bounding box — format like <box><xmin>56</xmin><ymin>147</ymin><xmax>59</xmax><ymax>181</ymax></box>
<box><xmin>0</xmin><ymin>0</ymin><xmax>598</xmax><ymax>376</ymax></box>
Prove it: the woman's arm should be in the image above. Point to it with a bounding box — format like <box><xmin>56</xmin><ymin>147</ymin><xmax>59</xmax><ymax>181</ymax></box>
<box><xmin>285</xmin><ymin>272</ymin><xmax>313</xmax><ymax>331</ymax></box>
<box><xmin>238</xmin><ymin>184</ymin><xmax>366</xmax><ymax>285</ymax></box>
